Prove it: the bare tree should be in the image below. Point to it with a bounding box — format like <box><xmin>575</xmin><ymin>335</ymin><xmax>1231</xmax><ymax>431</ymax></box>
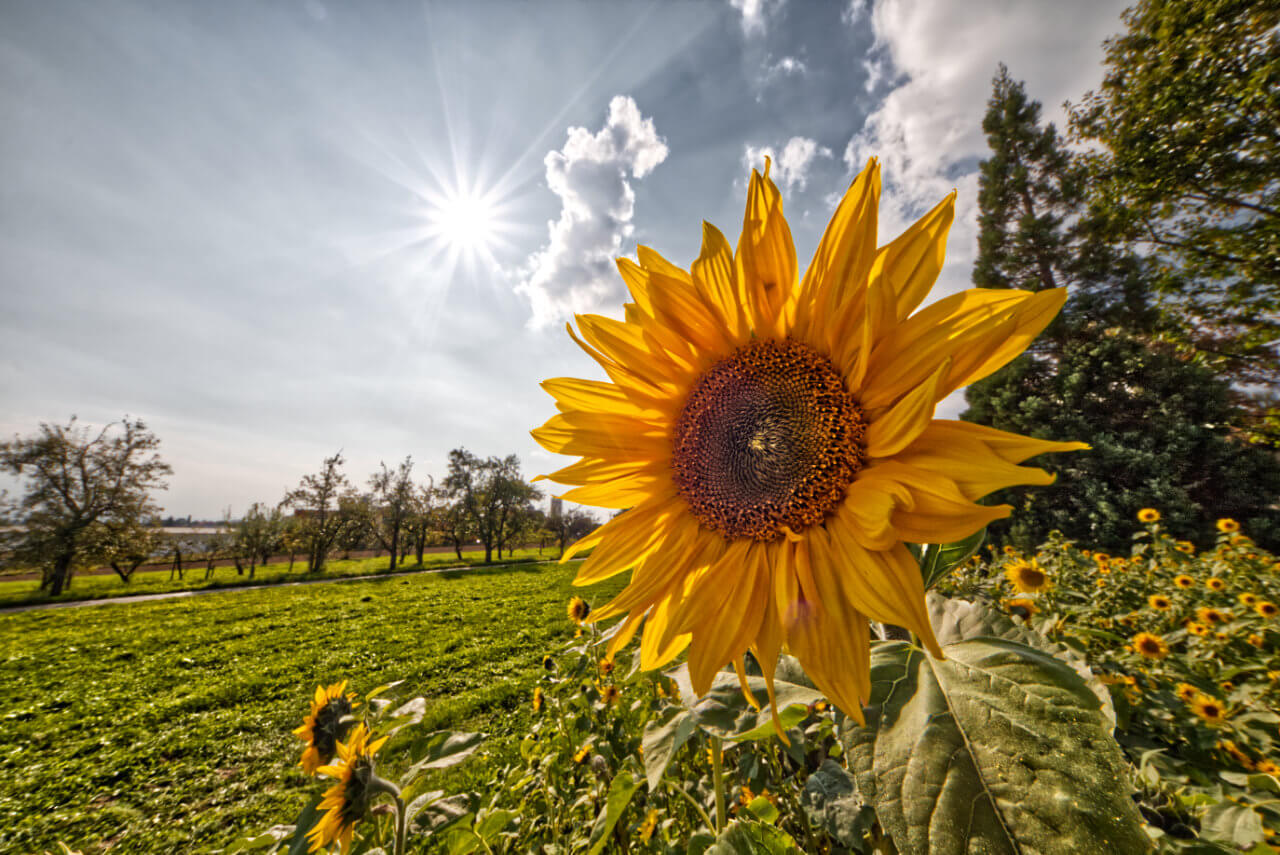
<box><xmin>284</xmin><ymin>452</ymin><xmax>350</xmax><ymax>573</ymax></box>
<box><xmin>0</xmin><ymin>417</ymin><xmax>172</xmax><ymax>595</ymax></box>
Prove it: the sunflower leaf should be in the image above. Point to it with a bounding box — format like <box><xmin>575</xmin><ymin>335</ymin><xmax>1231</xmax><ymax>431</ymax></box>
<box><xmin>849</xmin><ymin>638</ymin><xmax>1151</xmax><ymax>855</ymax></box>
<box><xmin>402</xmin><ymin>730</ymin><xmax>483</xmax><ymax>784</ymax></box>
<box><xmin>801</xmin><ymin>759</ymin><xmax>873</xmax><ymax>848</ymax></box>
<box><xmin>1200</xmin><ymin>801</ymin><xmax>1266</xmax><ymax>849</ymax></box>
<box><xmin>586</xmin><ymin>757</ymin><xmax>642</xmax><ymax>855</ymax></box>
<box><xmin>917</xmin><ymin>528</ymin><xmax>986</xmax><ymax>591</ymax></box>
<box><xmin>706</xmin><ymin>819</ymin><xmax>804</xmax><ymax>853</ymax></box>
<box><xmin>642</xmin><ymin>708</ymin><xmax>699</xmax><ymax>791</ymax></box>
<box><xmin>284</xmin><ymin>793</ymin><xmax>323</xmax><ymax>855</ymax></box>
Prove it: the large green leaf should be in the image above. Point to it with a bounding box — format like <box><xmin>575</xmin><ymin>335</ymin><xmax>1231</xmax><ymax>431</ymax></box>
<box><xmin>285</xmin><ymin>794</ymin><xmax>323</xmax><ymax>855</ymax></box>
<box><xmin>801</xmin><ymin>759</ymin><xmax>874</xmax><ymax>849</ymax></box>
<box><xmin>851</xmin><ymin>638</ymin><xmax>1150</xmax><ymax>855</ymax></box>
<box><xmin>403</xmin><ymin>730</ymin><xmax>483</xmax><ymax>783</ymax></box>
<box><xmin>918</xmin><ymin>529</ymin><xmax>986</xmax><ymax>591</ymax></box>
<box><xmin>667</xmin><ymin>656</ymin><xmax>824</xmax><ymax>742</ymax></box>
<box><xmin>926</xmin><ymin>592</ymin><xmax>1116</xmax><ymax>728</ymax></box>
<box><xmin>586</xmin><ymin>757</ymin><xmax>642</xmax><ymax>855</ymax></box>
<box><xmin>706</xmin><ymin>820</ymin><xmax>804</xmax><ymax>854</ymax></box>
<box><xmin>642</xmin><ymin>707</ymin><xmax>699</xmax><ymax>791</ymax></box>
<box><xmin>1200</xmin><ymin>801</ymin><xmax>1266</xmax><ymax>850</ymax></box>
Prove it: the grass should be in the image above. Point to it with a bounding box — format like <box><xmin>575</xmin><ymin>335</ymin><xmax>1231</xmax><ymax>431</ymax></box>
<box><xmin>0</xmin><ymin>547</ymin><xmax>556</xmax><ymax>609</ymax></box>
<box><xmin>0</xmin><ymin>559</ymin><xmax>625</xmax><ymax>855</ymax></box>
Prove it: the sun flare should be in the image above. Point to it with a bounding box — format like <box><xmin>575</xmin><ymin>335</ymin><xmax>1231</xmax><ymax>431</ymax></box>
<box><xmin>428</xmin><ymin>186</ymin><xmax>500</xmax><ymax>252</ymax></box>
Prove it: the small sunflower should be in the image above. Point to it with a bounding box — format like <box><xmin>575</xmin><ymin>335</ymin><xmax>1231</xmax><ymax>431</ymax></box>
<box><xmin>1132</xmin><ymin>632</ymin><xmax>1169</xmax><ymax>660</ymax></box>
<box><xmin>1005</xmin><ymin>597</ymin><xmax>1039</xmax><ymax>618</ymax></box>
<box><xmin>1002</xmin><ymin>545</ymin><xmax>1017</xmax><ymax>555</ymax></box>
<box><xmin>573</xmin><ymin>743</ymin><xmax>593</xmax><ymax>765</ymax></box>
<box><xmin>294</xmin><ymin>681</ymin><xmax>359</xmax><ymax>776</ymax></box>
<box><xmin>1005</xmin><ymin>559</ymin><xmax>1052</xmax><ymax>593</ymax></box>
<box><xmin>1218</xmin><ymin>739</ymin><xmax>1254</xmax><ymax>768</ymax></box>
<box><xmin>1187</xmin><ymin>621</ymin><xmax>1210</xmax><ymax>637</ymax></box>
<box><xmin>1239</xmin><ymin>593</ymin><xmax>1259</xmax><ymax>607</ymax></box>
<box><xmin>541</xmin><ymin>654</ymin><xmax>555</xmax><ymax>670</ymax></box>
<box><xmin>567</xmin><ymin>596</ymin><xmax>591</xmax><ymax>625</ymax></box>
<box><xmin>1148</xmin><ymin>594</ymin><xmax>1172</xmax><ymax>611</ymax></box>
<box><xmin>1257</xmin><ymin>759</ymin><xmax>1280</xmax><ymax>776</ymax></box>
<box><xmin>1258</xmin><ymin>601</ymin><xmax>1279</xmax><ymax>618</ymax></box>
<box><xmin>639</xmin><ymin>808</ymin><xmax>659</xmax><ymax>844</ymax></box>
<box><xmin>308</xmin><ymin>724</ymin><xmax>389</xmax><ymax>854</ymax></box>
<box><xmin>1175</xmin><ymin>683</ymin><xmax>1198</xmax><ymax>702</ymax></box>
<box><xmin>1206</xmin><ymin>577</ymin><xmax>1226</xmax><ymax>592</ymax></box>
<box><xmin>599</xmin><ymin>658</ymin><xmax>615</xmax><ymax>676</ymax></box>
<box><xmin>1095</xmin><ymin>579</ymin><xmax>1107</xmax><ymax>589</ymax></box>
<box><xmin>533</xmin><ymin>158</ymin><xmax>1083</xmax><ymax>723</ymax></box>
<box><xmin>1175</xmin><ymin>541</ymin><xmax>1195</xmax><ymax>554</ymax></box>
<box><xmin>601</xmin><ymin>684</ymin><xmax>621</xmax><ymax>706</ymax></box>
<box><xmin>533</xmin><ymin>687</ymin><xmax>544</xmax><ymax>713</ymax></box>
<box><xmin>1137</xmin><ymin>508</ymin><xmax>1160</xmax><ymax>523</ymax></box>
<box><xmin>1093</xmin><ymin>552</ymin><xmax>1111</xmax><ymax>564</ymax></box>
<box><xmin>1189</xmin><ymin>694</ymin><xmax>1227</xmax><ymax>726</ymax></box>
<box><xmin>1248</xmin><ymin>634</ymin><xmax>1265</xmax><ymax>648</ymax></box>
<box><xmin>1217</xmin><ymin>518</ymin><xmax>1241</xmax><ymax>533</ymax></box>
<box><xmin>1220</xmin><ymin>681</ymin><xmax>1234</xmax><ymax>692</ymax></box>
<box><xmin>1197</xmin><ymin>606</ymin><xmax>1229</xmax><ymax>625</ymax></box>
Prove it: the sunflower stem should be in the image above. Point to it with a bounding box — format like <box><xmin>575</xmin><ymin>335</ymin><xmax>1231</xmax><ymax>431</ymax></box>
<box><xmin>370</xmin><ymin>775</ymin><xmax>406</xmax><ymax>855</ymax></box>
<box><xmin>711</xmin><ymin>736</ymin><xmax>726</xmax><ymax>834</ymax></box>
<box><xmin>665</xmin><ymin>779</ymin><xmax>715</xmax><ymax>831</ymax></box>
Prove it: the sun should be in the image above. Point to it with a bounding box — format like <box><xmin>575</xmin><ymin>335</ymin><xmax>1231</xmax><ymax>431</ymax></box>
<box><xmin>427</xmin><ymin>185</ymin><xmax>501</xmax><ymax>253</ymax></box>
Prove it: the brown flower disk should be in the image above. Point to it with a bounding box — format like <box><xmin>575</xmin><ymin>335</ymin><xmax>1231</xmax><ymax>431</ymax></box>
<box><xmin>671</xmin><ymin>339</ymin><xmax>866</xmax><ymax>541</ymax></box>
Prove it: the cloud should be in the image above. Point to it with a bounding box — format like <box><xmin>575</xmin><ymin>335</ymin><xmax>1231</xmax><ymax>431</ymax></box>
<box><xmin>517</xmin><ymin>96</ymin><xmax>668</xmax><ymax>328</ymax></box>
<box><xmin>742</xmin><ymin>136</ymin><xmax>832</xmax><ymax>191</ymax></box>
<box><xmin>729</xmin><ymin>0</ymin><xmax>783</xmax><ymax>35</ymax></box>
<box><xmin>765</xmin><ymin>55</ymin><xmax>806</xmax><ymax>78</ymax></box>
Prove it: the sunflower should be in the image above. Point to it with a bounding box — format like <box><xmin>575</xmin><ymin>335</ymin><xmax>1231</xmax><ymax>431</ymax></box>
<box><xmin>567</xmin><ymin>596</ymin><xmax>591</xmax><ymax>625</ymax></box>
<box><xmin>1092</xmin><ymin>552</ymin><xmax>1111</xmax><ymax>564</ymax></box>
<box><xmin>1189</xmin><ymin>694</ymin><xmax>1227</xmax><ymax>726</ymax></box>
<box><xmin>599</xmin><ymin>657</ymin><xmax>615</xmax><ymax>676</ymax></box>
<box><xmin>1005</xmin><ymin>597</ymin><xmax>1039</xmax><ymax>618</ymax></box>
<box><xmin>1206</xmin><ymin>577</ymin><xmax>1226</xmax><ymax>592</ymax></box>
<box><xmin>542</xmin><ymin>654</ymin><xmax>555</xmax><ymax>670</ymax></box>
<box><xmin>1005</xmin><ymin>559</ymin><xmax>1052</xmax><ymax>594</ymax></box>
<box><xmin>1197</xmin><ymin>606</ymin><xmax>1229</xmax><ymax>625</ymax></box>
<box><xmin>1248</xmin><ymin>634</ymin><xmax>1265</xmax><ymax>648</ymax></box>
<box><xmin>532</xmin><ymin>159</ymin><xmax>1083</xmax><ymax>723</ymax></box>
<box><xmin>601</xmin><ymin>684</ymin><xmax>621</xmax><ymax>706</ymax></box>
<box><xmin>1239</xmin><ymin>593</ymin><xmax>1259</xmax><ymax>607</ymax></box>
<box><xmin>639</xmin><ymin>808</ymin><xmax>659</xmax><ymax>844</ymax></box>
<box><xmin>1148</xmin><ymin>594</ymin><xmax>1172</xmax><ymax>611</ymax></box>
<box><xmin>294</xmin><ymin>681</ymin><xmax>360</xmax><ymax>776</ymax></box>
<box><xmin>573</xmin><ymin>743</ymin><xmax>593</xmax><ymax>765</ymax></box>
<box><xmin>1132</xmin><ymin>632</ymin><xmax>1169</xmax><ymax>659</ymax></box>
<box><xmin>1257</xmin><ymin>760</ymin><xmax>1280</xmax><ymax>776</ymax></box>
<box><xmin>308</xmin><ymin>724</ymin><xmax>389</xmax><ymax>854</ymax></box>
<box><xmin>1138</xmin><ymin>508</ymin><xmax>1160</xmax><ymax>523</ymax></box>
<box><xmin>533</xmin><ymin>687</ymin><xmax>544</xmax><ymax>713</ymax></box>
<box><xmin>1259</xmin><ymin>601</ymin><xmax>1279</xmax><ymax>618</ymax></box>
<box><xmin>1175</xmin><ymin>541</ymin><xmax>1195</xmax><ymax>554</ymax></box>
<box><xmin>1175</xmin><ymin>683</ymin><xmax>1198</xmax><ymax>702</ymax></box>
<box><xmin>1187</xmin><ymin>621</ymin><xmax>1210</xmax><ymax>637</ymax></box>
<box><xmin>1217</xmin><ymin>518</ymin><xmax>1240</xmax><ymax>533</ymax></box>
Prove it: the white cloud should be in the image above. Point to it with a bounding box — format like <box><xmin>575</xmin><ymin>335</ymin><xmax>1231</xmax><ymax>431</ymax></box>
<box><xmin>766</xmin><ymin>55</ymin><xmax>807</xmax><ymax>77</ymax></box>
<box><xmin>742</xmin><ymin>136</ymin><xmax>832</xmax><ymax>191</ymax></box>
<box><xmin>729</xmin><ymin>0</ymin><xmax>783</xmax><ymax>35</ymax></box>
<box><xmin>517</xmin><ymin>96</ymin><xmax>668</xmax><ymax>328</ymax></box>
<box><xmin>842</xmin><ymin>0</ymin><xmax>1128</xmax><ymax>416</ymax></box>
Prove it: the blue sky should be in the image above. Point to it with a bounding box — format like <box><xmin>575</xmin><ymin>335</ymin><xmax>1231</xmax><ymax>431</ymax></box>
<box><xmin>0</xmin><ymin>0</ymin><xmax>1127</xmax><ymax>518</ymax></box>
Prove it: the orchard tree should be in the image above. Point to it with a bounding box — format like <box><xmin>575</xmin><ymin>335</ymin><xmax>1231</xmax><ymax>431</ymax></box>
<box><xmin>94</xmin><ymin>517</ymin><xmax>160</xmax><ymax>584</ymax></box>
<box><xmin>0</xmin><ymin>417</ymin><xmax>171</xmax><ymax>595</ymax></box>
<box><xmin>236</xmin><ymin>502</ymin><xmax>284</xmax><ymax>577</ymax></box>
<box><xmin>403</xmin><ymin>480</ymin><xmax>438</xmax><ymax>567</ymax></box>
<box><xmin>963</xmin><ymin>326</ymin><xmax>1280</xmax><ymax>552</ymax></box>
<box><xmin>284</xmin><ymin>452</ymin><xmax>350</xmax><ymax>573</ymax></box>
<box><xmin>367</xmin><ymin>456</ymin><xmax>415</xmax><ymax>571</ymax></box>
<box><xmin>551</xmin><ymin>507</ymin><xmax>598</xmax><ymax>558</ymax></box>
<box><xmin>444</xmin><ymin>450</ymin><xmax>540</xmax><ymax>563</ymax></box>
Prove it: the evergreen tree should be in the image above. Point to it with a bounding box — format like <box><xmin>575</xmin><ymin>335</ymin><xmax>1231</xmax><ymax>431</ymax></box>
<box><xmin>962</xmin><ymin>327</ymin><xmax>1280</xmax><ymax>552</ymax></box>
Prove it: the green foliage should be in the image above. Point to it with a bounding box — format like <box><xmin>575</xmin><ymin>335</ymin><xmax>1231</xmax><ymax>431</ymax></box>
<box><xmin>963</xmin><ymin>326</ymin><xmax>1280</xmax><ymax>552</ymax></box>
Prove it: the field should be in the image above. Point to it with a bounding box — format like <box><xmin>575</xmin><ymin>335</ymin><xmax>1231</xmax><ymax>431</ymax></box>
<box><xmin>0</xmin><ymin>548</ymin><xmax>554</xmax><ymax>610</ymax></box>
<box><xmin>0</xmin><ymin>560</ymin><xmax>623</xmax><ymax>855</ymax></box>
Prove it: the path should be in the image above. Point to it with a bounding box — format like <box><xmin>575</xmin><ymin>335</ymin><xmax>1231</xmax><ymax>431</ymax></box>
<box><xmin>0</xmin><ymin>557</ymin><xmax>558</xmax><ymax>615</ymax></box>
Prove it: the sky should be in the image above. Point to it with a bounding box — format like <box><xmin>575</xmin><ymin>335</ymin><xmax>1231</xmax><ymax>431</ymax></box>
<box><xmin>0</xmin><ymin>0</ymin><xmax>1129</xmax><ymax>520</ymax></box>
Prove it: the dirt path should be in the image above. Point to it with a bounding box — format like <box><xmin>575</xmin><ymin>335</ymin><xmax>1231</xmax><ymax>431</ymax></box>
<box><xmin>0</xmin><ymin>557</ymin><xmax>558</xmax><ymax>615</ymax></box>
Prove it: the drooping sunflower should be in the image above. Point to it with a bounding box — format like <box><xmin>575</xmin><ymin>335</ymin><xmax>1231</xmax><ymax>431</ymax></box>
<box><xmin>639</xmin><ymin>808</ymin><xmax>659</xmax><ymax>844</ymax></box>
<box><xmin>1004</xmin><ymin>597</ymin><xmax>1039</xmax><ymax>619</ymax></box>
<box><xmin>1173</xmin><ymin>574</ymin><xmax>1196</xmax><ymax>589</ymax></box>
<box><xmin>1148</xmin><ymin>594</ymin><xmax>1172</xmax><ymax>611</ymax></box>
<box><xmin>308</xmin><ymin>724</ymin><xmax>389</xmax><ymax>854</ymax></box>
<box><xmin>1004</xmin><ymin>558</ymin><xmax>1052</xmax><ymax>594</ymax></box>
<box><xmin>567</xmin><ymin>596</ymin><xmax>591</xmax><ymax>625</ymax></box>
<box><xmin>533</xmin><ymin>686</ymin><xmax>545</xmax><ymax>713</ymax></box>
<box><xmin>1137</xmin><ymin>508</ymin><xmax>1160</xmax><ymax>523</ymax></box>
<box><xmin>1132</xmin><ymin>632</ymin><xmax>1169</xmax><ymax>659</ymax></box>
<box><xmin>601</xmin><ymin>684</ymin><xmax>621</xmax><ymax>706</ymax></box>
<box><xmin>1189</xmin><ymin>694</ymin><xmax>1227</xmax><ymax>726</ymax></box>
<box><xmin>294</xmin><ymin>681</ymin><xmax>360</xmax><ymax>776</ymax></box>
<box><xmin>532</xmin><ymin>159</ymin><xmax>1084</xmax><ymax>722</ymax></box>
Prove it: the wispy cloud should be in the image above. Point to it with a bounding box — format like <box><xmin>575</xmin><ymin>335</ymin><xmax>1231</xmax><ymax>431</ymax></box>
<box><xmin>742</xmin><ymin>136</ymin><xmax>832</xmax><ymax>191</ymax></box>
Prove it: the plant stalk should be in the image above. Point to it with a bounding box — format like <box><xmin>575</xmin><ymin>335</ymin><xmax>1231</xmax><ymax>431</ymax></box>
<box><xmin>711</xmin><ymin>736</ymin><xmax>726</xmax><ymax>834</ymax></box>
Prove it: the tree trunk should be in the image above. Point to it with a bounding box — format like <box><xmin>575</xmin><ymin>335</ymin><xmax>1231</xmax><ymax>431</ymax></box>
<box><xmin>483</xmin><ymin>543</ymin><xmax>492</xmax><ymax>564</ymax></box>
<box><xmin>388</xmin><ymin>529</ymin><xmax>399</xmax><ymax>572</ymax></box>
<box><xmin>288</xmin><ymin>552</ymin><xmax>296</xmax><ymax>571</ymax></box>
<box><xmin>48</xmin><ymin>552</ymin><xmax>73</xmax><ymax>596</ymax></box>
<box><xmin>454</xmin><ymin>539</ymin><xmax>463</xmax><ymax>560</ymax></box>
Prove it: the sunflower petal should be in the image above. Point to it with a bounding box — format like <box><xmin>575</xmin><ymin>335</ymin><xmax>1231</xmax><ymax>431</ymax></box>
<box><xmin>864</xmin><ymin>358</ymin><xmax>950</xmax><ymax>459</ymax></box>
<box><xmin>871</xmin><ymin>191</ymin><xmax>956</xmax><ymax>322</ymax></box>
<box><xmin>736</xmin><ymin>159</ymin><xmax>798</xmax><ymax>337</ymax></box>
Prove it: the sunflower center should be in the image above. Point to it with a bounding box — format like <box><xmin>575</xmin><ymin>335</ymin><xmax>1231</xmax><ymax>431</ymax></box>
<box><xmin>314</xmin><ymin>697</ymin><xmax>354</xmax><ymax>760</ymax></box>
<box><xmin>670</xmin><ymin>339</ymin><xmax>866</xmax><ymax>542</ymax></box>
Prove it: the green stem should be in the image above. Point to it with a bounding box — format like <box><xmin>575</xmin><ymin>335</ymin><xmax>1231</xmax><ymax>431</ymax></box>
<box><xmin>665</xmin><ymin>779</ymin><xmax>715</xmax><ymax>832</ymax></box>
<box><xmin>767</xmin><ymin>740</ymin><xmax>816</xmax><ymax>852</ymax></box>
<box><xmin>711</xmin><ymin>736</ymin><xmax>726</xmax><ymax>834</ymax></box>
<box><xmin>369</xmin><ymin>775</ymin><xmax>406</xmax><ymax>855</ymax></box>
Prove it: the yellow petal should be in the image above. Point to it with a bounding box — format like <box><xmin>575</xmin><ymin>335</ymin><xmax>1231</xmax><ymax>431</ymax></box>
<box><xmin>573</xmin><ymin>495</ymin><xmax>682</xmax><ymax>585</ymax></box>
<box><xmin>870</xmin><ymin>191</ymin><xmax>956</xmax><ymax>322</ymax></box>
<box><xmin>736</xmin><ymin>158</ymin><xmax>798</xmax><ymax>337</ymax></box>
<box><xmin>641</xmin><ymin>590</ymin><xmax>693</xmax><ymax>670</ymax></box>
<box><xmin>895</xmin><ymin>424</ymin><xmax>1064</xmax><ymax>501</ymax></box>
<box><xmin>691</xmin><ymin>221</ymin><xmax>749</xmax><ymax>344</ymax></box>
<box><xmin>864</xmin><ymin>358</ymin><xmax>949</xmax><ymax>459</ymax></box>
<box><xmin>924</xmin><ymin>419</ymin><xmax>1090</xmax><ymax>464</ymax></box>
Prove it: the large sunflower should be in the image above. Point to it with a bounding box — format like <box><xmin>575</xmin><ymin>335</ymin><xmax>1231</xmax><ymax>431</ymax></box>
<box><xmin>532</xmin><ymin>159</ymin><xmax>1084</xmax><ymax>723</ymax></box>
<box><xmin>294</xmin><ymin>681</ymin><xmax>360</xmax><ymax>775</ymax></box>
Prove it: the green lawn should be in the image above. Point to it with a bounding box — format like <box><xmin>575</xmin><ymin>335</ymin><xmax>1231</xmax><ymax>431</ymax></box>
<box><xmin>0</xmin><ymin>547</ymin><xmax>556</xmax><ymax>609</ymax></box>
<box><xmin>0</xmin><ymin>560</ymin><xmax>624</xmax><ymax>855</ymax></box>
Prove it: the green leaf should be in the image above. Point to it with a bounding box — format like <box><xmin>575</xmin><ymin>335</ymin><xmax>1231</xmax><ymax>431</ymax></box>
<box><xmin>642</xmin><ymin>708</ymin><xmax>698</xmax><ymax>791</ymax></box>
<box><xmin>405</xmin><ymin>790</ymin><xmax>474</xmax><ymax>833</ymax></box>
<box><xmin>443</xmin><ymin>825</ymin><xmax>481</xmax><ymax>855</ymax></box>
<box><xmin>706</xmin><ymin>820</ymin><xmax>804</xmax><ymax>854</ymax></box>
<box><xmin>745</xmin><ymin>796</ymin><xmax>780</xmax><ymax>825</ymax></box>
<box><xmin>918</xmin><ymin>529</ymin><xmax>986</xmax><ymax>591</ymax></box>
<box><xmin>851</xmin><ymin>638</ymin><xmax>1151</xmax><ymax>855</ymax></box>
<box><xmin>1201</xmin><ymin>802</ymin><xmax>1265</xmax><ymax>849</ymax></box>
<box><xmin>925</xmin><ymin>592</ymin><xmax>1116</xmax><ymax>728</ymax></box>
<box><xmin>667</xmin><ymin>656</ymin><xmax>824</xmax><ymax>742</ymax></box>
<box><xmin>802</xmin><ymin>759</ymin><xmax>872</xmax><ymax>848</ymax></box>
<box><xmin>474</xmin><ymin>807</ymin><xmax>517</xmax><ymax>841</ymax></box>
<box><xmin>586</xmin><ymin>758</ymin><xmax>642</xmax><ymax>855</ymax></box>
<box><xmin>403</xmin><ymin>730</ymin><xmax>483</xmax><ymax>783</ymax></box>
<box><xmin>285</xmin><ymin>794</ymin><xmax>324</xmax><ymax>855</ymax></box>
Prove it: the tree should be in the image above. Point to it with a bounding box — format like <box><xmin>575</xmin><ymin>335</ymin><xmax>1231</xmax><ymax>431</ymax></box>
<box><xmin>284</xmin><ymin>452</ymin><xmax>350</xmax><ymax>573</ymax></box>
<box><xmin>403</xmin><ymin>480</ymin><xmax>438</xmax><ymax>567</ymax></box>
<box><xmin>1069</xmin><ymin>0</ymin><xmax>1280</xmax><ymax>437</ymax></box>
<box><xmin>367</xmin><ymin>456</ymin><xmax>415</xmax><ymax>571</ymax></box>
<box><xmin>94</xmin><ymin>517</ymin><xmax>160</xmax><ymax>584</ymax></box>
<box><xmin>235</xmin><ymin>502</ymin><xmax>284</xmax><ymax>578</ymax></box>
<box><xmin>551</xmin><ymin>507</ymin><xmax>598</xmax><ymax>558</ymax></box>
<box><xmin>0</xmin><ymin>417</ymin><xmax>172</xmax><ymax>595</ymax></box>
<box><xmin>441</xmin><ymin>497</ymin><xmax>473</xmax><ymax>561</ymax></box>
<box><xmin>443</xmin><ymin>450</ymin><xmax>540</xmax><ymax>564</ymax></box>
<box><xmin>962</xmin><ymin>326</ymin><xmax>1280</xmax><ymax>552</ymax></box>
<box><xmin>976</xmin><ymin>64</ymin><xmax>1154</xmax><ymax>339</ymax></box>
